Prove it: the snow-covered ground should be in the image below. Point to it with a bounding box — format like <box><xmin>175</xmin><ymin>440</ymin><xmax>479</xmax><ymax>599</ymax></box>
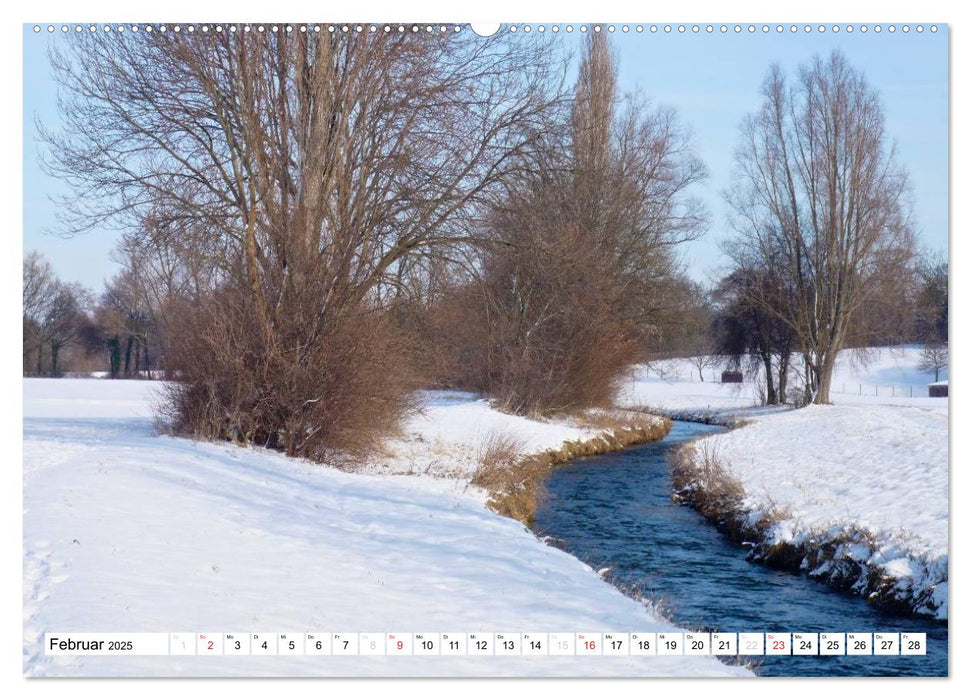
<box><xmin>23</xmin><ymin>378</ymin><xmax>747</xmax><ymax>677</ymax></box>
<box><xmin>621</xmin><ymin>347</ymin><xmax>948</xmax><ymax>619</ymax></box>
<box><xmin>620</xmin><ymin>345</ymin><xmax>948</xmax><ymax>417</ymax></box>
<box><xmin>365</xmin><ymin>390</ymin><xmax>597</xmax><ymax>479</ymax></box>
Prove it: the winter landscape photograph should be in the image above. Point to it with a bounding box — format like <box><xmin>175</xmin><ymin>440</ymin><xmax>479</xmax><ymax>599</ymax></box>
<box><xmin>21</xmin><ymin>20</ymin><xmax>948</xmax><ymax>679</ymax></box>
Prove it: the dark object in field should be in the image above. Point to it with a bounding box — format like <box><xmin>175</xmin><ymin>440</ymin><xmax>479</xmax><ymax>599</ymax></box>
<box><xmin>721</xmin><ymin>371</ymin><xmax>743</xmax><ymax>383</ymax></box>
<box><xmin>928</xmin><ymin>382</ymin><xmax>948</xmax><ymax>398</ymax></box>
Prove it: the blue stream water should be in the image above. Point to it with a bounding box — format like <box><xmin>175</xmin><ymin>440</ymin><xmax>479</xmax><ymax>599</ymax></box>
<box><xmin>532</xmin><ymin>421</ymin><xmax>948</xmax><ymax>677</ymax></box>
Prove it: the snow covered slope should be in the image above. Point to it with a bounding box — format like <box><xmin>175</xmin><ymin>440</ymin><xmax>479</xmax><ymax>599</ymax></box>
<box><xmin>23</xmin><ymin>379</ymin><xmax>747</xmax><ymax>677</ymax></box>
<box><xmin>702</xmin><ymin>404</ymin><xmax>948</xmax><ymax>618</ymax></box>
<box><xmin>620</xmin><ymin>347</ymin><xmax>948</xmax><ymax>619</ymax></box>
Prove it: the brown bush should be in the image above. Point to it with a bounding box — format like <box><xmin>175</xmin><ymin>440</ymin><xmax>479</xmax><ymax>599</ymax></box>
<box><xmin>160</xmin><ymin>286</ymin><xmax>419</xmax><ymax>461</ymax></box>
<box><xmin>431</xmin><ymin>221</ymin><xmax>645</xmax><ymax>416</ymax></box>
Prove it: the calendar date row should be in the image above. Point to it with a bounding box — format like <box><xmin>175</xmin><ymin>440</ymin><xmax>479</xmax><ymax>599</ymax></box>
<box><xmin>46</xmin><ymin>631</ymin><xmax>927</xmax><ymax>657</ymax></box>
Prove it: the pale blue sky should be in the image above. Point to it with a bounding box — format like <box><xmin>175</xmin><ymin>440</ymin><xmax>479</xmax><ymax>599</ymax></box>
<box><xmin>22</xmin><ymin>24</ymin><xmax>948</xmax><ymax>291</ymax></box>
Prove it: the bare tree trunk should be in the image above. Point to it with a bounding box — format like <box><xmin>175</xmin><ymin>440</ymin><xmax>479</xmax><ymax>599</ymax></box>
<box><xmin>777</xmin><ymin>351</ymin><xmax>790</xmax><ymax>404</ymax></box>
<box><xmin>124</xmin><ymin>336</ymin><xmax>134</xmax><ymax>377</ymax></box>
<box><xmin>803</xmin><ymin>354</ymin><xmax>816</xmax><ymax>404</ymax></box>
<box><xmin>817</xmin><ymin>354</ymin><xmax>837</xmax><ymax>405</ymax></box>
<box><xmin>108</xmin><ymin>336</ymin><xmax>121</xmax><ymax>379</ymax></box>
<box><xmin>762</xmin><ymin>354</ymin><xmax>777</xmax><ymax>405</ymax></box>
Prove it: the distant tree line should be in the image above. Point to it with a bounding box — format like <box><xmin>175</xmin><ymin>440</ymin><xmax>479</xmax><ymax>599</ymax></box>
<box><xmin>30</xmin><ymin>29</ymin><xmax>946</xmax><ymax>457</ymax></box>
<box><xmin>23</xmin><ymin>249</ymin><xmax>166</xmax><ymax>378</ymax></box>
<box><xmin>23</xmin><ymin>251</ymin><xmax>92</xmax><ymax>376</ymax></box>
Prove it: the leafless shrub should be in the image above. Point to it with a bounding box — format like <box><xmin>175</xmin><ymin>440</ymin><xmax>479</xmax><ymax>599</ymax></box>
<box><xmin>670</xmin><ymin>441</ymin><xmax>746</xmax><ymax>518</ymax></box>
<box><xmin>751</xmin><ymin>373</ymin><xmax>767</xmax><ymax>406</ymax></box>
<box><xmin>476</xmin><ymin>429</ymin><xmax>528</xmax><ymax>474</ymax></box>
<box><xmin>566</xmin><ymin>408</ymin><xmax>665</xmax><ymax>436</ymax></box>
<box><xmin>786</xmin><ymin>381</ymin><xmax>811</xmax><ymax>408</ymax></box>
<box><xmin>649</xmin><ymin>360</ymin><xmax>681</xmax><ymax>382</ymax></box>
<box><xmin>160</xmin><ymin>286</ymin><xmax>420</xmax><ymax>460</ymax></box>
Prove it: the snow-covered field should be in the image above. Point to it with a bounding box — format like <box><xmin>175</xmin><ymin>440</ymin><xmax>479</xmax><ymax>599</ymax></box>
<box><xmin>622</xmin><ymin>347</ymin><xmax>948</xmax><ymax>619</ymax></box>
<box><xmin>620</xmin><ymin>345</ymin><xmax>948</xmax><ymax>417</ymax></box>
<box><xmin>22</xmin><ymin>378</ymin><xmax>747</xmax><ymax>677</ymax></box>
<box><xmin>21</xmin><ymin>343</ymin><xmax>948</xmax><ymax>677</ymax></box>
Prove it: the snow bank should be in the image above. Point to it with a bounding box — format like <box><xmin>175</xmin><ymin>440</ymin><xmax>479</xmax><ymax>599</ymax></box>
<box><xmin>623</xmin><ymin>347</ymin><xmax>948</xmax><ymax>619</ymax></box>
<box><xmin>700</xmin><ymin>405</ymin><xmax>947</xmax><ymax>618</ymax></box>
<box><xmin>366</xmin><ymin>390</ymin><xmax>598</xmax><ymax>480</ymax></box>
<box><xmin>23</xmin><ymin>378</ymin><xmax>746</xmax><ymax>677</ymax></box>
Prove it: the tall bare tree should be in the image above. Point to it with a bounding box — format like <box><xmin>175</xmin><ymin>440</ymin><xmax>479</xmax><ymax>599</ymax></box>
<box><xmin>42</xmin><ymin>29</ymin><xmax>564</xmax><ymax>457</ymax></box>
<box><xmin>441</xmin><ymin>33</ymin><xmax>707</xmax><ymax>414</ymax></box>
<box><xmin>727</xmin><ymin>51</ymin><xmax>914</xmax><ymax>404</ymax></box>
<box><xmin>713</xmin><ymin>265</ymin><xmax>796</xmax><ymax>404</ymax></box>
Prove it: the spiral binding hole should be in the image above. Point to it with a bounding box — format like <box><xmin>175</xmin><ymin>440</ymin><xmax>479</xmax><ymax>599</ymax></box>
<box><xmin>30</xmin><ymin>23</ymin><xmax>941</xmax><ymax>36</ymax></box>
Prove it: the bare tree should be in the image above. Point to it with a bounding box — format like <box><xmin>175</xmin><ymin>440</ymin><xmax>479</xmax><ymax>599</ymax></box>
<box><xmin>919</xmin><ymin>343</ymin><xmax>947</xmax><ymax>383</ymax></box>
<box><xmin>846</xmin><ymin>248</ymin><xmax>919</xmax><ymax>347</ymax></box>
<box><xmin>440</xmin><ymin>33</ymin><xmax>707</xmax><ymax>414</ymax></box>
<box><xmin>23</xmin><ymin>252</ymin><xmax>56</xmax><ymax>374</ymax></box>
<box><xmin>99</xmin><ymin>269</ymin><xmax>159</xmax><ymax>378</ymax></box>
<box><xmin>42</xmin><ymin>29</ymin><xmax>564</xmax><ymax>457</ymax></box>
<box><xmin>23</xmin><ymin>252</ymin><xmax>95</xmax><ymax>376</ymax></box>
<box><xmin>673</xmin><ymin>281</ymin><xmax>717</xmax><ymax>382</ymax></box>
<box><xmin>726</xmin><ymin>51</ymin><xmax>914</xmax><ymax>404</ymax></box>
<box><xmin>712</xmin><ymin>265</ymin><xmax>795</xmax><ymax>404</ymax></box>
<box><xmin>42</xmin><ymin>281</ymin><xmax>91</xmax><ymax>376</ymax></box>
<box><xmin>913</xmin><ymin>255</ymin><xmax>948</xmax><ymax>344</ymax></box>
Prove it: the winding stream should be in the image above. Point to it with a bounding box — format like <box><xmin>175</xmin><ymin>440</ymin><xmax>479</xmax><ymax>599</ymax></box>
<box><xmin>532</xmin><ymin>421</ymin><xmax>947</xmax><ymax>677</ymax></box>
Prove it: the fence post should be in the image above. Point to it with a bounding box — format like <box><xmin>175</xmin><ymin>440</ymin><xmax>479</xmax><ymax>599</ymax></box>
<box><xmin>859</xmin><ymin>383</ymin><xmax>862</xmax><ymax>395</ymax></box>
<box><xmin>892</xmin><ymin>385</ymin><xmax>895</xmax><ymax>397</ymax></box>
